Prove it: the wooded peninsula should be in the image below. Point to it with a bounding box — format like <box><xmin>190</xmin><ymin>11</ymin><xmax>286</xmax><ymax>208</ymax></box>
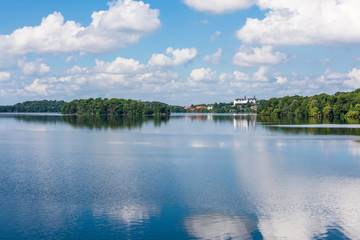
<box><xmin>0</xmin><ymin>100</ymin><xmax>65</xmax><ymax>113</ymax></box>
<box><xmin>257</xmin><ymin>89</ymin><xmax>360</xmax><ymax>119</ymax></box>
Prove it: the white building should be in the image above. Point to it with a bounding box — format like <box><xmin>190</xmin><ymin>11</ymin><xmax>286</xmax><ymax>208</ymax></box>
<box><xmin>233</xmin><ymin>96</ymin><xmax>257</xmax><ymax>106</ymax></box>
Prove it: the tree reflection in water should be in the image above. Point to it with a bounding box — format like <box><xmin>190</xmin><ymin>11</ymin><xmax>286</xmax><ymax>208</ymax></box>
<box><xmin>61</xmin><ymin>115</ymin><xmax>169</xmax><ymax>130</ymax></box>
<box><xmin>0</xmin><ymin>113</ymin><xmax>170</xmax><ymax>130</ymax></box>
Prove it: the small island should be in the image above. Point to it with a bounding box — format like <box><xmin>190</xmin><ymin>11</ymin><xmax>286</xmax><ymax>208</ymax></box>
<box><xmin>61</xmin><ymin>98</ymin><xmax>171</xmax><ymax>116</ymax></box>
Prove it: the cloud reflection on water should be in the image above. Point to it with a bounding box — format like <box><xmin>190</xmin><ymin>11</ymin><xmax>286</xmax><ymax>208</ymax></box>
<box><xmin>233</xmin><ymin>137</ymin><xmax>360</xmax><ymax>239</ymax></box>
<box><xmin>179</xmin><ymin>115</ymin><xmax>360</xmax><ymax>239</ymax></box>
<box><xmin>255</xmin><ymin>177</ymin><xmax>360</xmax><ymax>240</ymax></box>
<box><xmin>185</xmin><ymin>214</ymin><xmax>254</xmax><ymax>240</ymax></box>
<box><xmin>102</xmin><ymin>204</ymin><xmax>159</xmax><ymax>226</ymax></box>
<box><xmin>348</xmin><ymin>140</ymin><xmax>360</xmax><ymax>157</ymax></box>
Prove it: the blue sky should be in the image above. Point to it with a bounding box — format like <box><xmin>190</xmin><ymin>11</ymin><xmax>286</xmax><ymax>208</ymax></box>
<box><xmin>1</xmin><ymin>0</ymin><xmax>360</xmax><ymax>105</ymax></box>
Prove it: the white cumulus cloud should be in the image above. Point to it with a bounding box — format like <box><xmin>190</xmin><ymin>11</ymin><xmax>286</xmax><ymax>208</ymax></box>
<box><xmin>0</xmin><ymin>0</ymin><xmax>160</xmax><ymax>57</ymax></box>
<box><xmin>66</xmin><ymin>65</ymin><xmax>89</xmax><ymax>74</ymax></box>
<box><xmin>24</xmin><ymin>79</ymin><xmax>49</xmax><ymax>95</ymax></box>
<box><xmin>188</xmin><ymin>68</ymin><xmax>217</xmax><ymax>82</ymax></box>
<box><xmin>19</xmin><ymin>61</ymin><xmax>50</xmax><ymax>76</ymax></box>
<box><xmin>253</xmin><ymin>66</ymin><xmax>269</xmax><ymax>82</ymax></box>
<box><xmin>0</xmin><ymin>72</ymin><xmax>11</xmax><ymax>82</ymax></box>
<box><xmin>19</xmin><ymin>55</ymin><xmax>184</xmax><ymax>99</ymax></box>
<box><xmin>237</xmin><ymin>0</ymin><xmax>360</xmax><ymax>45</ymax></box>
<box><xmin>317</xmin><ymin>67</ymin><xmax>360</xmax><ymax>89</ymax></box>
<box><xmin>183</xmin><ymin>0</ymin><xmax>254</xmax><ymax>14</ymax></box>
<box><xmin>148</xmin><ymin>47</ymin><xmax>198</xmax><ymax>67</ymax></box>
<box><xmin>344</xmin><ymin>68</ymin><xmax>360</xmax><ymax>88</ymax></box>
<box><xmin>318</xmin><ymin>68</ymin><xmax>346</xmax><ymax>85</ymax></box>
<box><xmin>203</xmin><ymin>48</ymin><xmax>222</xmax><ymax>65</ymax></box>
<box><xmin>275</xmin><ymin>76</ymin><xmax>288</xmax><ymax>85</ymax></box>
<box><xmin>94</xmin><ymin>57</ymin><xmax>145</xmax><ymax>74</ymax></box>
<box><xmin>233</xmin><ymin>71</ymin><xmax>250</xmax><ymax>81</ymax></box>
<box><xmin>233</xmin><ymin>45</ymin><xmax>287</xmax><ymax>67</ymax></box>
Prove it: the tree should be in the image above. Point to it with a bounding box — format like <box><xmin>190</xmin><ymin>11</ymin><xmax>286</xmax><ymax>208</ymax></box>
<box><xmin>322</xmin><ymin>106</ymin><xmax>333</xmax><ymax>118</ymax></box>
<box><xmin>309</xmin><ymin>107</ymin><xmax>322</xmax><ymax>118</ymax></box>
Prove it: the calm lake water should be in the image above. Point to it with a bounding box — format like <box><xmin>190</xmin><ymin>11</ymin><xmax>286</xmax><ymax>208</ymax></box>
<box><xmin>1</xmin><ymin>113</ymin><xmax>360</xmax><ymax>240</ymax></box>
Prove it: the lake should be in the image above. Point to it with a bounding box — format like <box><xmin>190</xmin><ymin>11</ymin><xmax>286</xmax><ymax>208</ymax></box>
<box><xmin>1</xmin><ymin>113</ymin><xmax>360</xmax><ymax>240</ymax></box>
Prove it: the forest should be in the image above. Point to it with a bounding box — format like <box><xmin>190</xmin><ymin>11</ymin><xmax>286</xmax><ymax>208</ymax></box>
<box><xmin>61</xmin><ymin>98</ymin><xmax>170</xmax><ymax>116</ymax></box>
<box><xmin>0</xmin><ymin>100</ymin><xmax>65</xmax><ymax>113</ymax></box>
<box><xmin>257</xmin><ymin>88</ymin><xmax>360</xmax><ymax>118</ymax></box>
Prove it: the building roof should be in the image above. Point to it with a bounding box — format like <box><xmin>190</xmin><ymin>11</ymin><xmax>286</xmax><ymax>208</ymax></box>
<box><xmin>235</xmin><ymin>96</ymin><xmax>257</xmax><ymax>101</ymax></box>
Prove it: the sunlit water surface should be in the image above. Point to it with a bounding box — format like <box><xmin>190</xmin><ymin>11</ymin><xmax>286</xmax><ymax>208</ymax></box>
<box><xmin>0</xmin><ymin>113</ymin><xmax>360</xmax><ymax>240</ymax></box>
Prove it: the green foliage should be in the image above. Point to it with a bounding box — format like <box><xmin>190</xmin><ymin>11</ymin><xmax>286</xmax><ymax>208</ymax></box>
<box><xmin>345</xmin><ymin>110</ymin><xmax>360</xmax><ymax>118</ymax></box>
<box><xmin>61</xmin><ymin>98</ymin><xmax>170</xmax><ymax>116</ymax></box>
<box><xmin>309</xmin><ymin>107</ymin><xmax>322</xmax><ymax>118</ymax></box>
<box><xmin>0</xmin><ymin>100</ymin><xmax>65</xmax><ymax>113</ymax></box>
<box><xmin>322</xmin><ymin>106</ymin><xmax>333</xmax><ymax>118</ymax></box>
<box><xmin>169</xmin><ymin>105</ymin><xmax>187</xmax><ymax>113</ymax></box>
<box><xmin>355</xmin><ymin>104</ymin><xmax>360</xmax><ymax>111</ymax></box>
<box><xmin>271</xmin><ymin>108</ymin><xmax>281</xmax><ymax>118</ymax></box>
<box><xmin>257</xmin><ymin>88</ymin><xmax>360</xmax><ymax>119</ymax></box>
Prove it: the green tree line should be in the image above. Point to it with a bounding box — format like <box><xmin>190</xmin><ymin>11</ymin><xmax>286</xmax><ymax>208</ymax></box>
<box><xmin>61</xmin><ymin>98</ymin><xmax>170</xmax><ymax>116</ymax></box>
<box><xmin>0</xmin><ymin>100</ymin><xmax>65</xmax><ymax>113</ymax></box>
<box><xmin>257</xmin><ymin>89</ymin><xmax>360</xmax><ymax>118</ymax></box>
<box><xmin>171</xmin><ymin>102</ymin><xmax>258</xmax><ymax>113</ymax></box>
<box><xmin>209</xmin><ymin>102</ymin><xmax>256</xmax><ymax>114</ymax></box>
